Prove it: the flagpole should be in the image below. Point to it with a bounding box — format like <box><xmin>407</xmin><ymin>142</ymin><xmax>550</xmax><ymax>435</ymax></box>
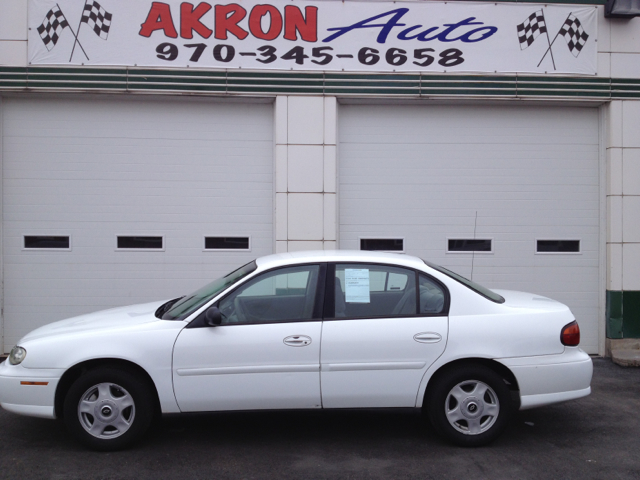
<box><xmin>537</xmin><ymin>12</ymin><xmax>573</xmax><ymax>69</ymax></box>
<box><xmin>55</xmin><ymin>3</ymin><xmax>89</xmax><ymax>62</ymax></box>
<box><xmin>69</xmin><ymin>1</ymin><xmax>85</xmax><ymax>62</ymax></box>
<box><xmin>539</xmin><ymin>9</ymin><xmax>556</xmax><ymax>70</ymax></box>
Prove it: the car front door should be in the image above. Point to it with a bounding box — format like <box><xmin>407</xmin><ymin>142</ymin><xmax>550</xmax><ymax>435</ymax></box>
<box><xmin>172</xmin><ymin>264</ymin><xmax>325</xmax><ymax>412</ymax></box>
<box><xmin>320</xmin><ymin>263</ymin><xmax>449</xmax><ymax>408</ymax></box>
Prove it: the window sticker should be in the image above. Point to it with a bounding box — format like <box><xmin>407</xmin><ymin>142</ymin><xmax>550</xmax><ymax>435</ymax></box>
<box><xmin>345</xmin><ymin>269</ymin><xmax>370</xmax><ymax>303</ymax></box>
<box><xmin>387</xmin><ymin>272</ymin><xmax>408</xmax><ymax>290</ymax></box>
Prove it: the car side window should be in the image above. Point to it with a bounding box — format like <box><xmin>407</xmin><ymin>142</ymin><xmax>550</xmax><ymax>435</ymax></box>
<box><xmin>419</xmin><ymin>274</ymin><xmax>446</xmax><ymax>314</ymax></box>
<box><xmin>218</xmin><ymin>265</ymin><xmax>320</xmax><ymax>325</ymax></box>
<box><xmin>334</xmin><ymin>264</ymin><xmax>417</xmax><ymax>318</ymax></box>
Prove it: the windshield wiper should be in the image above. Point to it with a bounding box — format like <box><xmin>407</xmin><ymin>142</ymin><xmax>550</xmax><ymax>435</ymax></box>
<box><xmin>155</xmin><ymin>296</ymin><xmax>185</xmax><ymax>319</ymax></box>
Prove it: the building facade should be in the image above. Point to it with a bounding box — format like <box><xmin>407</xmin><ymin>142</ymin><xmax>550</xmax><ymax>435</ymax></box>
<box><xmin>0</xmin><ymin>0</ymin><xmax>639</xmax><ymax>356</ymax></box>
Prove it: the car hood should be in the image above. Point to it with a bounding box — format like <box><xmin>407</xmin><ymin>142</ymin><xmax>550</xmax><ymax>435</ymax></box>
<box><xmin>19</xmin><ymin>300</ymin><xmax>169</xmax><ymax>343</ymax></box>
<box><xmin>492</xmin><ymin>289</ymin><xmax>571</xmax><ymax>312</ymax></box>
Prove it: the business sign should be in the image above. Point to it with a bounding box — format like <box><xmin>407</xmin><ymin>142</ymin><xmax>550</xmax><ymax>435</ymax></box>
<box><xmin>28</xmin><ymin>0</ymin><xmax>598</xmax><ymax>74</ymax></box>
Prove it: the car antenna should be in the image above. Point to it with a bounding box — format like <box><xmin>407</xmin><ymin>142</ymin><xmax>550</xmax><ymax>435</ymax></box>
<box><xmin>471</xmin><ymin>211</ymin><xmax>478</xmax><ymax>281</ymax></box>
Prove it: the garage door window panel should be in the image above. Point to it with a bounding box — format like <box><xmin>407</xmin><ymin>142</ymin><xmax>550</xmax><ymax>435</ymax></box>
<box><xmin>23</xmin><ymin>235</ymin><xmax>71</xmax><ymax>250</ymax></box>
<box><xmin>204</xmin><ymin>236</ymin><xmax>251</xmax><ymax>251</ymax></box>
<box><xmin>536</xmin><ymin>239</ymin><xmax>581</xmax><ymax>254</ymax></box>
<box><xmin>447</xmin><ymin>239</ymin><xmax>492</xmax><ymax>253</ymax></box>
<box><xmin>116</xmin><ymin>236</ymin><xmax>164</xmax><ymax>250</ymax></box>
<box><xmin>360</xmin><ymin>238</ymin><xmax>404</xmax><ymax>252</ymax></box>
<box><xmin>218</xmin><ymin>264</ymin><xmax>324</xmax><ymax>325</ymax></box>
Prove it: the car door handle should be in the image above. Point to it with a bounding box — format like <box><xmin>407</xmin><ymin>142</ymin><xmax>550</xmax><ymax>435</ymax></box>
<box><xmin>283</xmin><ymin>335</ymin><xmax>312</xmax><ymax>347</ymax></box>
<box><xmin>413</xmin><ymin>332</ymin><xmax>442</xmax><ymax>343</ymax></box>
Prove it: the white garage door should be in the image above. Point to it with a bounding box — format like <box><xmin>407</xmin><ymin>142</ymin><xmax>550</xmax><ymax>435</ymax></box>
<box><xmin>2</xmin><ymin>96</ymin><xmax>273</xmax><ymax>351</ymax></box>
<box><xmin>339</xmin><ymin>104</ymin><xmax>601</xmax><ymax>354</ymax></box>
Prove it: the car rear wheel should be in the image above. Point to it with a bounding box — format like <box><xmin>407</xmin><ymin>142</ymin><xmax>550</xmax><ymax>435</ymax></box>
<box><xmin>426</xmin><ymin>364</ymin><xmax>513</xmax><ymax>447</ymax></box>
<box><xmin>63</xmin><ymin>367</ymin><xmax>154</xmax><ymax>451</ymax></box>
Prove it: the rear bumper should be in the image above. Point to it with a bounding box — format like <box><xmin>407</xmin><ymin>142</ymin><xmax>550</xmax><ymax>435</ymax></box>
<box><xmin>0</xmin><ymin>361</ymin><xmax>63</xmax><ymax>419</ymax></box>
<box><xmin>497</xmin><ymin>347</ymin><xmax>593</xmax><ymax>410</ymax></box>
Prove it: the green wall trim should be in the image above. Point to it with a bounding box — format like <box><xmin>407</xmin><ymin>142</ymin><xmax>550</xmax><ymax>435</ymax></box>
<box><xmin>623</xmin><ymin>292</ymin><xmax>640</xmax><ymax>338</ymax></box>
<box><xmin>1</xmin><ymin>66</ymin><xmax>638</xmax><ymax>100</ymax></box>
<box><xmin>606</xmin><ymin>291</ymin><xmax>623</xmax><ymax>339</ymax></box>
<box><xmin>606</xmin><ymin>290</ymin><xmax>640</xmax><ymax>339</ymax></box>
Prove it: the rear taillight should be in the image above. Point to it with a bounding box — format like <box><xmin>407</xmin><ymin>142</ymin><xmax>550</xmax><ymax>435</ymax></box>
<box><xmin>561</xmin><ymin>320</ymin><xmax>580</xmax><ymax>346</ymax></box>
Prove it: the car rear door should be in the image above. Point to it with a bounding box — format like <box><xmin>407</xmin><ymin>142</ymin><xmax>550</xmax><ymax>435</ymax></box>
<box><xmin>320</xmin><ymin>263</ymin><xmax>449</xmax><ymax>408</ymax></box>
<box><xmin>172</xmin><ymin>264</ymin><xmax>325</xmax><ymax>412</ymax></box>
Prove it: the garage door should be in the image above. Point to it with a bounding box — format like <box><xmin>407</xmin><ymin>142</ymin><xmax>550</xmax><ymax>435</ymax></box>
<box><xmin>2</xmin><ymin>96</ymin><xmax>273</xmax><ymax>351</ymax></box>
<box><xmin>339</xmin><ymin>104</ymin><xmax>600</xmax><ymax>354</ymax></box>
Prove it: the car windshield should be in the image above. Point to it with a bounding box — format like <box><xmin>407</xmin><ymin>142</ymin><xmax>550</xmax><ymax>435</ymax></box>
<box><xmin>161</xmin><ymin>261</ymin><xmax>258</xmax><ymax>320</ymax></box>
<box><xmin>423</xmin><ymin>260</ymin><xmax>505</xmax><ymax>304</ymax></box>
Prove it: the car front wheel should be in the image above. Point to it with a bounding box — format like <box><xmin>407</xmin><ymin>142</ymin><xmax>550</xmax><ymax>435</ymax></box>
<box><xmin>63</xmin><ymin>367</ymin><xmax>155</xmax><ymax>451</ymax></box>
<box><xmin>426</xmin><ymin>364</ymin><xmax>513</xmax><ymax>447</ymax></box>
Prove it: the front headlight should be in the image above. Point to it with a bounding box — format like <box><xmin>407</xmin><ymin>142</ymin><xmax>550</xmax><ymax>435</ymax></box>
<box><xmin>8</xmin><ymin>346</ymin><xmax>26</xmax><ymax>365</ymax></box>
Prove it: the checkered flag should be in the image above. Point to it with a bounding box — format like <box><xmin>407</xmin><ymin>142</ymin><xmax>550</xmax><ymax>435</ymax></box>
<box><xmin>36</xmin><ymin>5</ymin><xmax>70</xmax><ymax>51</ymax></box>
<box><xmin>81</xmin><ymin>0</ymin><xmax>112</xmax><ymax>40</ymax></box>
<box><xmin>558</xmin><ymin>14</ymin><xmax>589</xmax><ymax>57</ymax></box>
<box><xmin>517</xmin><ymin>10</ymin><xmax>547</xmax><ymax>49</ymax></box>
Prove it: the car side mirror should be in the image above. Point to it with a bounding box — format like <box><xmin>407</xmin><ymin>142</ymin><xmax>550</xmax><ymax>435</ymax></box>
<box><xmin>204</xmin><ymin>306</ymin><xmax>222</xmax><ymax>326</ymax></box>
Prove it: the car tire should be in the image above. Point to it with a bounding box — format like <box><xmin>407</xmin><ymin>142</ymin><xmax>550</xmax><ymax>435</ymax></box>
<box><xmin>426</xmin><ymin>364</ymin><xmax>513</xmax><ymax>447</ymax></box>
<box><xmin>63</xmin><ymin>367</ymin><xmax>155</xmax><ymax>451</ymax></box>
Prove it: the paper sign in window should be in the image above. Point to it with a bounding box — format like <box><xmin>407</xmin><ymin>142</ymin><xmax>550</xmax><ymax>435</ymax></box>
<box><xmin>345</xmin><ymin>269</ymin><xmax>370</xmax><ymax>303</ymax></box>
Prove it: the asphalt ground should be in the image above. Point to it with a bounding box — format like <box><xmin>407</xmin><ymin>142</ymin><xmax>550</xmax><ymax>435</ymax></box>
<box><xmin>0</xmin><ymin>357</ymin><xmax>638</xmax><ymax>480</ymax></box>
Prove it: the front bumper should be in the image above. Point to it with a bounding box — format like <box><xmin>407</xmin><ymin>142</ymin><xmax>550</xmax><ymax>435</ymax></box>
<box><xmin>497</xmin><ymin>347</ymin><xmax>593</xmax><ymax>410</ymax></box>
<box><xmin>0</xmin><ymin>360</ymin><xmax>64</xmax><ymax>419</ymax></box>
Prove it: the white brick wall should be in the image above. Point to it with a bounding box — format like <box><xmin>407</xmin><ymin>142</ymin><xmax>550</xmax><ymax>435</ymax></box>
<box><xmin>600</xmin><ymin>9</ymin><xmax>640</xmax><ymax>79</ymax></box>
<box><xmin>274</xmin><ymin>96</ymin><xmax>338</xmax><ymax>252</ymax></box>
<box><xmin>606</xmin><ymin>100</ymin><xmax>640</xmax><ymax>291</ymax></box>
<box><xmin>0</xmin><ymin>0</ymin><xmax>27</xmax><ymax>66</ymax></box>
<box><xmin>590</xmin><ymin>11</ymin><xmax>640</xmax><ymax>302</ymax></box>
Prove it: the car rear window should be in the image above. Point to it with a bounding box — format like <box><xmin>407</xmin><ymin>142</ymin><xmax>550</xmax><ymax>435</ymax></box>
<box><xmin>423</xmin><ymin>261</ymin><xmax>505</xmax><ymax>304</ymax></box>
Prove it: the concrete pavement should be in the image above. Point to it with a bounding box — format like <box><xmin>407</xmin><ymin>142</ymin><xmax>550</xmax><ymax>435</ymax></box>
<box><xmin>0</xmin><ymin>357</ymin><xmax>638</xmax><ymax>479</ymax></box>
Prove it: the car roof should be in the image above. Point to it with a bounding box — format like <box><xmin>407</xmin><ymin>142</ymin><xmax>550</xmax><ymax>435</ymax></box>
<box><xmin>254</xmin><ymin>250</ymin><xmax>427</xmax><ymax>271</ymax></box>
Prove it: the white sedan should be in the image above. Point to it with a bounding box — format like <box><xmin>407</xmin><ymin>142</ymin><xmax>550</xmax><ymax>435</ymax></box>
<box><xmin>0</xmin><ymin>250</ymin><xmax>592</xmax><ymax>450</ymax></box>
